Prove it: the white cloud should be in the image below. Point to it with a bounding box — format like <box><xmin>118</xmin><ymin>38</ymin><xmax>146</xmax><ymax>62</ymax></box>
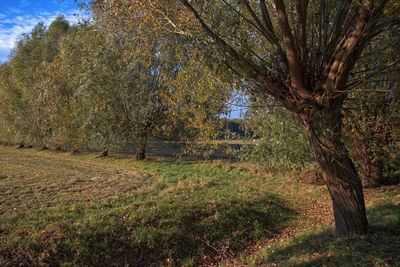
<box><xmin>8</xmin><ymin>7</ymin><xmax>23</xmax><ymax>14</ymax></box>
<box><xmin>0</xmin><ymin>8</ymin><xmax>89</xmax><ymax>63</ymax></box>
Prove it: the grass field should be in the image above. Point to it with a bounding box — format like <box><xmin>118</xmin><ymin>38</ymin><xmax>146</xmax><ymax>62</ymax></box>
<box><xmin>0</xmin><ymin>146</ymin><xmax>399</xmax><ymax>266</ymax></box>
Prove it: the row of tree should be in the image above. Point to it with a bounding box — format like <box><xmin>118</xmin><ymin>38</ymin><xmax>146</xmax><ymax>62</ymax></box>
<box><xmin>0</xmin><ymin>1</ymin><xmax>399</xmax><ymax>236</ymax></box>
<box><xmin>0</xmin><ymin>16</ymin><xmax>232</xmax><ymax>159</ymax></box>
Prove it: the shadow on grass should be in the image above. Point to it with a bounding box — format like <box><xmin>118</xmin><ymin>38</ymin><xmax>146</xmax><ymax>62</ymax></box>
<box><xmin>259</xmin><ymin>204</ymin><xmax>400</xmax><ymax>266</ymax></box>
<box><xmin>3</xmin><ymin>192</ymin><xmax>296</xmax><ymax>266</ymax></box>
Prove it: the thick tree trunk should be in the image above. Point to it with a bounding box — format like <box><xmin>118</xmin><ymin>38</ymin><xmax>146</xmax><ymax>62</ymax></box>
<box><xmin>136</xmin><ymin>145</ymin><xmax>146</xmax><ymax>160</ymax></box>
<box><xmin>300</xmin><ymin>98</ymin><xmax>368</xmax><ymax>236</ymax></box>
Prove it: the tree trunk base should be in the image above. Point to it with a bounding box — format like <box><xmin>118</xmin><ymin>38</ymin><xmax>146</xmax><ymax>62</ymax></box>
<box><xmin>136</xmin><ymin>146</ymin><xmax>145</xmax><ymax>160</ymax></box>
<box><xmin>96</xmin><ymin>151</ymin><xmax>108</xmax><ymax>158</ymax></box>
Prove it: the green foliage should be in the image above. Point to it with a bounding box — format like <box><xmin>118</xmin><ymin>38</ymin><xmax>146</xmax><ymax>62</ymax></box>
<box><xmin>344</xmin><ymin>88</ymin><xmax>400</xmax><ymax>186</ymax></box>
<box><xmin>236</xmin><ymin>106</ymin><xmax>314</xmax><ymax>171</ymax></box>
<box><xmin>58</xmin><ymin>26</ymin><xmax>123</xmax><ymax>151</ymax></box>
<box><xmin>343</xmin><ymin>27</ymin><xmax>400</xmax><ymax>186</ymax></box>
<box><xmin>220</xmin><ymin>118</ymin><xmax>247</xmax><ymax>139</ymax></box>
<box><xmin>0</xmin><ymin>16</ymin><xmax>71</xmax><ymax>147</ymax></box>
<box><xmin>0</xmin><ymin>63</ymin><xmax>20</xmax><ymax>144</ymax></box>
<box><xmin>86</xmin><ymin>0</ymin><xmax>236</xmax><ymax>155</ymax></box>
<box><xmin>168</xmin><ymin>42</ymin><xmax>234</xmax><ymax>154</ymax></box>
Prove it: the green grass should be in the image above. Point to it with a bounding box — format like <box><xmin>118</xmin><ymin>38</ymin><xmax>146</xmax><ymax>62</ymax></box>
<box><xmin>0</xmin><ymin>146</ymin><xmax>399</xmax><ymax>266</ymax></box>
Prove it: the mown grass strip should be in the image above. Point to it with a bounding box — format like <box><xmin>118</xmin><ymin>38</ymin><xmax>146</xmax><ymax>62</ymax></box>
<box><xmin>1</xmin><ymin>146</ymin><xmax>399</xmax><ymax>266</ymax></box>
<box><xmin>0</xmin><ymin>147</ymin><xmax>295</xmax><ymax>266</ymax></box>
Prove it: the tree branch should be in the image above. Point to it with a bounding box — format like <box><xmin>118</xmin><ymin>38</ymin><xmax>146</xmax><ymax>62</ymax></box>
<box><xmin>259</xmin><ymin>0</ymin><xmax>276</xmax><ymax>36</ymax></box>
<box><xmin>179</xmin><ymin>0</ymin><xmax>291</xmax><ymax>103</ymax></box>
<box><xmin>274</xmin><ymin>0</ymin><xmax>310</xmax><ymax>99</ymax></box>
<box><xmin>221</xmin><ymin>0</ymin><xmax>266</xmax><ymax>39</ymax></box>
<box><xmin>295</xmin><ymin>0</ymin><xmax>309</xmax><ymax>66</ymax></box>
<box><xmin>180</xmin><ymin>0</ymin><xmax>261</xmax><ymax>75</ymax></box>
<box><xmin>323</xmin><ymin>0</ymin><xmax>379</xmax><ymax>98</ymax></box>
<box><xmin>258</xmin><ymin>0</ymin><xmax>288</xmax><ymax>68</ymax></box>
<box><xmin>241</xmin><ymin>0</ymin><xmax>276</xmax><ymax>44</ymax></box>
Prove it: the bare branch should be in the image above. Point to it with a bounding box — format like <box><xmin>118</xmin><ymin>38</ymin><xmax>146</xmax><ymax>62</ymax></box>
<box><xmin>179</xmin><ymin>0</ymin><xmax>261</xmax><ymax>75</ymax></box>
<box><xmin>236</xmin><ymin>0</ymin><xmax>287</xmax><ymax>67</ymax></box>
<box><xmin>259</xmin><ymin>0</ymin><xmax>276</xmax><ymax>36</ymax></box>
<box><xmin>323</xmin><ymin>0</ymin><xmax>379</xmax><ymax>98</ymax></box>
<box><xmin>295</xmin><ymin>0</ymin><xmax>309</xmax><ymax>65</ymax></box>
<box><xmin>274</xmin><ymin>0</ymin><xmax>311</xmax><ymax>99</ymax></box>
<box><xmin>221</xmin><ymin>0</ymin><xmax>266</xmax><ymax>39</ymax></box>
<box><xmin>179</xmin><ymin>0</ymin><xmax>291</xmax><ymax>104</ymax></box>
<box><xmin>241</xmin><ymin>1</ymin><xmax>276</xmax><ymax>44</ymax></box>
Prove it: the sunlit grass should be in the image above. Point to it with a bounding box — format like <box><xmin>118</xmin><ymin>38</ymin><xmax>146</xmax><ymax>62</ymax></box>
<box><xmin>0</xmin><ymin>146</ymin><xmax>399</xmax><ymax>266</ymax></box>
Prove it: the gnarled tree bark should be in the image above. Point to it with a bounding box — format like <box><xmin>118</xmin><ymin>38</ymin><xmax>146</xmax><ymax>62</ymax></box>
<box><xmin>300</xmin><ymin>97</ymin><xmax>368</xmax><ymax>235</ymax></box>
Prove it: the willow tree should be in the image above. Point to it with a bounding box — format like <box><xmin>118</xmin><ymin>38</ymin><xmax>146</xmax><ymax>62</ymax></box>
<box><xmin>87</xmin><ymin>0</ymin><xmax>232</xmax><ymax>159</ymax></box>
<box><xmin>6</xmin><ymin>16</ymin><xmax>71</xmax><ymax>148</ymax></box>
<box><xmin>87</xmin><ymin>0</ymin><xmax>400</xmax><ymax>235</ymax></box>
<box><xmin>0</xmin><ymin>63</ymin><xmax>21</xmax><ymax>144</ymax></box>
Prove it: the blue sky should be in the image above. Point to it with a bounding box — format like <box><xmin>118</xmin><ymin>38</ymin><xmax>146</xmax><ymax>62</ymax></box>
<box><xmin>0</xmin><ymin>0</ymin><xmax>87</xmax><ymax>63</ymax></box>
